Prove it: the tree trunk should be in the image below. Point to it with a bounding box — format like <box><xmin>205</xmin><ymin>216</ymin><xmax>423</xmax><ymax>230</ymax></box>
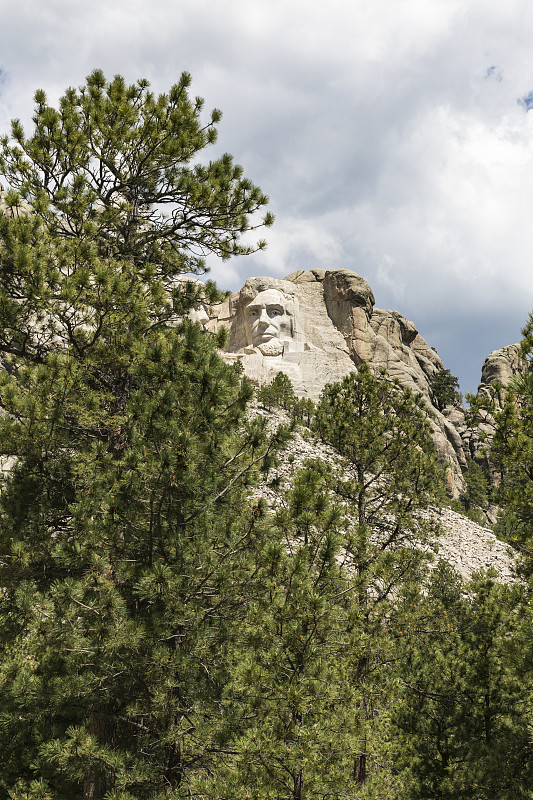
<box><xmin>294</xmin><ymin>768</ymin><xmax>305</xmax><ymax>800</ymax></box>
<box><xmin>354</xmin><ymin>749</ymin><xmax>367</xmax><ymax>787</ymax></box>
<box><xmin>164</xmin><ymin>736</ymin><xmax>183</xmax><ymax>787</ymax></box>
<box><xmin>354</xmin><ymin>651</ymin><xmax>369</xmax><ymax>788</ymax></box>
<box><xmin>82</xmin><ymin>709</ymin><xmax>116</xmax><ymax>800</ymax></box>
<box><xmin>83</xmin><ymin>772</ymin><xmax>114</xmax><ymax>800</ymax></box>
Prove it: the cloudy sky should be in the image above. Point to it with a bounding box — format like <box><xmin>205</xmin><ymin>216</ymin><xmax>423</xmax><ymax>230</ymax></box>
<box><xmin>2</xmin><ymin>0</ymin><xmax>533</xmax><ymax>393</ymax></box>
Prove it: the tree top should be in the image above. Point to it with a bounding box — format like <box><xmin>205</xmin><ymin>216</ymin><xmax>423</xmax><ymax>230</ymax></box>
<box><xmin>0</xmin><ymin>69</ymin><xmax>274</xmax><ymax>277</ymax></box>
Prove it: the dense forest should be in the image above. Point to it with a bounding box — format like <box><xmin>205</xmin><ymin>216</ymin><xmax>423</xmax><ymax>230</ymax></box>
<box><xmin>0</xmin><ymin>71</ymin><xmax>532</xmax><ymax>800</ymax></box>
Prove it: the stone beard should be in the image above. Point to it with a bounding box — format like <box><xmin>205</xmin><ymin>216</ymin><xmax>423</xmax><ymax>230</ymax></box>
<box><xmin>244</xmin><ymin>288</ymin><xmax>296</xmax><ymax>356</ymax></box>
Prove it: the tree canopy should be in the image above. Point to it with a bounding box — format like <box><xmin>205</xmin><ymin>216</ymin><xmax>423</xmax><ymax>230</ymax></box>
<box><xmin>0</xmin><ymin>69</ymin><xmax>273</xmax><ymax>273</ymax></box>
<box><xmin>429</xmin><ymin>368</ymin><xmax>461</xmax><ymax>412</ymax></box>
<box><xmin>0</xmin><ymin>71</ymin><xmax>281</xmax><ymax>800</ymax></box>
<box><xmin>312</xmin><ymin>366</ymin><xmax>446</xmax><ymax>787</ymax></box>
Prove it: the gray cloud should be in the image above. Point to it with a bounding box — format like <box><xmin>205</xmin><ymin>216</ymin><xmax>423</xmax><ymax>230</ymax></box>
<box><xmin>1</xmin><ymin>0</ymin><xmax>533</xmax><ymax>393</ymax></box>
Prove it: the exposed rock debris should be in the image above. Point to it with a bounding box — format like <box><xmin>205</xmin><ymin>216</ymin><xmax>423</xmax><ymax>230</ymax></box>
<box><xmin>252</xmin><ymin>402</ymin><xmax>518</xmax><ymax>585</ymax></box>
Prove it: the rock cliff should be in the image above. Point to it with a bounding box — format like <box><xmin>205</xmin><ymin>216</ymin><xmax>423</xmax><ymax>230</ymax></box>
<box><xmin>204</xmin><ymin>267</ymin><xmax>524</xmax><ymax>496</ymax></box>
<box><xmin>461</xmin><ymin>343</ymin><xmax>525</xmax><ymax>463</ymax></box>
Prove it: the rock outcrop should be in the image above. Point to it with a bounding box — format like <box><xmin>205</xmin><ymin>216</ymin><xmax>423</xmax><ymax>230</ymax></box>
<box><xmin>477</xmin><ymin>343</ymin><xmax>524</xmax><ymax>406</ymax></box>
<box><xmin>207</xmin><ymin>273</ymin><xmax>357</xmax><ymax>396</ymax></box>
<box><xmin>461</xmin><ymin>343</ymin><xmax>525</xmax><ymax>461</ymax></box>
<box><xmin>206</xmin><ymin>268</ymin><xmax>471</xmax><ymax>493</ymax></box>
<box><xmin>203</xmin><ymin>267</ymin><xmax>526</xmax><ymax>496</ymax></box>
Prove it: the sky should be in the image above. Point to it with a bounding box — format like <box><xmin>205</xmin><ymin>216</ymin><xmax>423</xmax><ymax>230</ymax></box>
<box><xmin>1</xmin><ymin>0</ymin><xmax>533</xmax><ymax>394</ymax></box>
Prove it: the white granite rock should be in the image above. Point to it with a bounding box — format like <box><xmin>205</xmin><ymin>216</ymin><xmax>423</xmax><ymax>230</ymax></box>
<box><xmin>207</xmin><ymin>268</ymin><xmax>471</xmax><ymax>492</ymax></box>
<box><xmin>205</xmin><ymin>267</ymin><xmax>529</xmax><ymax>498</ymax></box>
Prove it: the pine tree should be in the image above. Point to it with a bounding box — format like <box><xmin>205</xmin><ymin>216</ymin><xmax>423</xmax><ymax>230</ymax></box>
<box><xmin>0</xmin><ymin>72</ymin><xmax>280</xmax><ymax>799</ymax></box>
<box><xmin>429</xmin><ymin>369</ymin><xmax>461</xmax><ymax>412</ymax></box>
<box><xmin>312</xmin><ymin>366</ymin><xmax>446</xmax><ymax>789</ymax></box>
<box><xmin>455</xmin><ymin>457</ymin><xmax>491</xmax><ymax>523</ymax></box>
<box><xmin>257</xmin><ymin>371</ymin><xmax>297</xmax><ymax>411</ymax></box>
<box><xmin>290</xmin><ymin>396</ymin><xmax>315</xmax><ymax>427</ymax></box>
<box><xmin>0</xmin><ymin>69</ymin><xmax>273</xmax><ymax>277</ymax></box>
<box><xmin>203</xmin><ymin>460</ymin><xmax>362</xmax><ymax>800</ymax></box>
<box><xmin>392</xmin><ymin>564</ymin><xmax>533</xmax><ymax>799</ymax></box>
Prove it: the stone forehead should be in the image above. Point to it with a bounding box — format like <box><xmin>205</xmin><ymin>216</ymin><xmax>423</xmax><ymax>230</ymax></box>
<box><xmin>238</xmin><ymin>277</ymin><xmax>296</xmax><ymax>305</ymax></box>
<box><xmin>246</xmin><ymin>288</ymin><xmax>290</xmax><ymax>308</ymax></box>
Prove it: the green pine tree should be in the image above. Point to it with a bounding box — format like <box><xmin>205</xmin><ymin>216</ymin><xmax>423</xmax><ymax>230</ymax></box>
<box><xmin>392</xmin><ymin>563</ymin><xmax>532</xmax><ymax>799</ymax></box>
<box><xmin>257</xmin><ymin>371</ymin><xmax>297</xmax><ymax>411</ymax></box>
<box><xmin>454</xmin><ymin>457</ymin><xmax>491</xmax><ymax>523</ymax></box>
<box><xmin>0</xmin><ymin>69</ymin><xmax>273</xmax><ymax>277</ymax></box>
<box><xmin>312</xmin><ymin>365</ymin><xmax>447</xmax><ymax>790</ymax></box>
<box><xmin>290</xmin><ymin>396</ymin><xmax>315</xmax><ymax>427</ymax></box>
<box><xmin>429</xmin><ymin>369</ymin><xmax>461</xmax><ymax>412</ymax></box>
<box><xmin>203</xmin><ymin>460</ymin><xmax>362</xmax><ymax>800</ymax></box>
<box><xmin>0</xmin><ymin>71</ymin><xmax>281</xmax><ymax>799</ymax></box>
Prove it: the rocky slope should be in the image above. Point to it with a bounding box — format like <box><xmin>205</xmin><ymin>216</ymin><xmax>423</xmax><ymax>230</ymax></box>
<box><xmin>200</xmin><ymin>266</ymin><xmax>525</xmax><ymax>585</ymax></box>
<box><xmin>251</xmin><ymin>402</ymin><xmax>518</xmax><ymax>585</ymax></box>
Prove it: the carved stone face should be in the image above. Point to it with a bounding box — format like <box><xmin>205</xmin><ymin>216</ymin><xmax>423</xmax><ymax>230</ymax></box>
<box><xmin>244</xmin><ymin>288</ymin><xmax>294</xmax><ymax>356</ymax></box>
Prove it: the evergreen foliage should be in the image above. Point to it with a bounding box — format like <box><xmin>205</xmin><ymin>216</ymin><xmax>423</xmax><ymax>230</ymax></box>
<box><xmin>461</xmin><ymin>457</ymin><xmax>490</xmax><ymax>511</ymax></box>
<box><xmin>0</xmin><ymin>69</ymin><xmax>273</xmax><ymax>279</ymax></box>
<box><xmin>2</xmin><ymin>70</ymin><xmax>533</xmax><ymax>800</ymax></box>
<box><xmin>0</xmin><ymin>72</ymin><xmax>281</xmax><ymax>799</ymax></box>
<box><xmin>0</xmin><ymin>321</ymin><xmax>291</xmax><ymax>798</ymax></box>
<box><xmin>289</xmin><ymin>396</ymin><xmax>315</xmax><ymax>427</ymax></box>
<box><xmin>206</xmin><ymin>461</ymin><xmax>361</xmax><ymax>799</ymax></box>
<box><xmin>312</xmin><ymin>366</ymin><xmax>447</xmax><ymax>788</ymax></box>
<box><xmin>313</xmin><ymin>366</ymin><xmax>446</xmax><ymax>535</ymax></box>
<box><xmin>429</xmin><ymin>368</ymin><xmax>461</xmax><ymax>411</ymax></box>
<box><xmin>256</xmin><ymin>372</ymin><xmax>315</xmax><ymax>427</ymax></box>
<box><xmin>453</xmin><ymin>457</ymin><xmax>491</xmax><ymax>523</ymax></box>
<box><xmin>257</xmin><ymin>371</ymin><xmax>297</xmax><ymax>411</ymax></box>
<box><xmin>392</xmin><ymin>564</ymin><xmax>533</xmax><ymax>799</ymax></box>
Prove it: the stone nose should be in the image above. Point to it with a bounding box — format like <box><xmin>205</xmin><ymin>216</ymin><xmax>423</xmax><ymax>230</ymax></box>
<box><xmin>257</xmin><ymin>309</ymin><xmax>271</xmax><ymax>327</ymax></box>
